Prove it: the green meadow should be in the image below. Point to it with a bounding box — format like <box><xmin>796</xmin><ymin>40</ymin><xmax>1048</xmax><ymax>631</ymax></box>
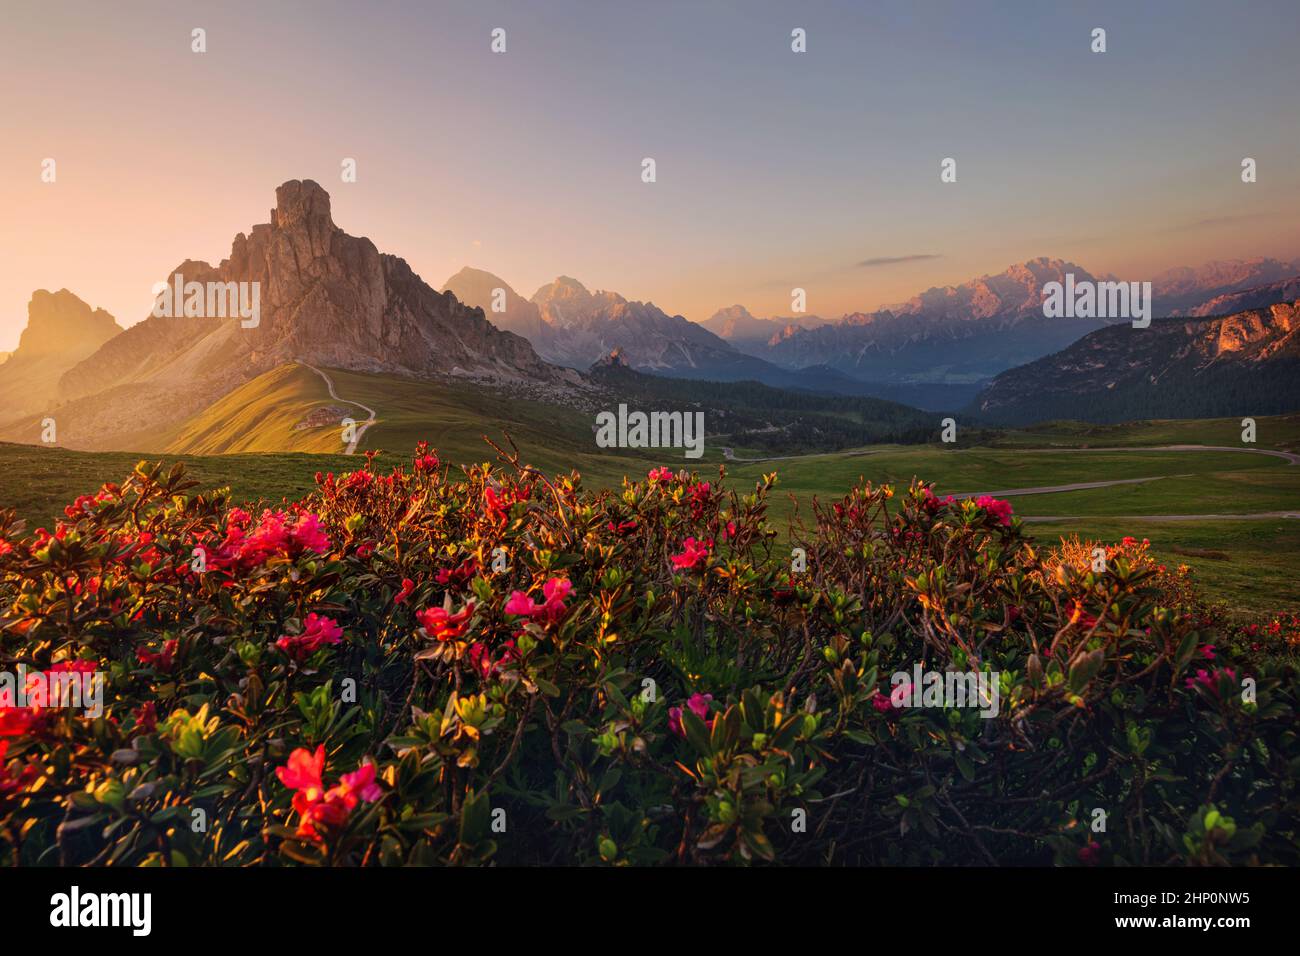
<box><xmin>1</xmin><ymin>375</ymin><xmax>1295</xmax><ymax>615</ymax></box>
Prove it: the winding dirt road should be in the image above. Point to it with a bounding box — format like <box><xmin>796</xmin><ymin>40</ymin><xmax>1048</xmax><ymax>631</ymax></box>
<box><xmin>298</xmin><ymin>361</ymin><xmax>376</xmax><ymax>455</ymax></box>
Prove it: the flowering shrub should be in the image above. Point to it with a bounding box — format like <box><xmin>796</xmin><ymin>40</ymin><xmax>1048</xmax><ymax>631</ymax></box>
<box><xmin>0</xmin><ymin>451</ymin><xmax>1297</xmax><ymax>866</ymax></box>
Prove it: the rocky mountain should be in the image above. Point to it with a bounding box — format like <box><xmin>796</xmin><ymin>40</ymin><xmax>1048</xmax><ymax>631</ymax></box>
<box><xmin>0</xmin><ymin>289</ymin><xmax>121</xmax><ymax>418</ymax></box>
<box><xmin>1179</xmin><ymin>274</ymin><xmax>1300</xmax><ymax>318</ymax></box>
<box><xmin>527</xmin><ymin>276</ymin><xmax>741</xmax><ymax>372</ymax></box>
<box><xmin>452</xmin><ymin>272</ymin><xmax>804</xmax><ymax>385</ymax></box>
<box><xmin>699</xmin><ymin>305</ymin><xmax>829</xmax><ymax>354</ymax></box>
<box><xmin>1153</xmin><ymin>257</ymin><xmax>1300</xmax><ymax>316</ymax></box>
<box><xmin>972</xmin><ymin>300</ymin><xmax>1300</xmax><ymax>425</ymax></box>
<box><xmin>762</xmin><ymin>258</ymin><xmax>1114</xmax><ymax>384</ymax></box>
<box><xmin>17</xmin><ymin>181</ymin><xmax>573</xmax><ymax>449</ymax></box>
<box><xmin>442</xmin><ymin>267</ymin><xmax>544</xmax><ymax>341</ymax></box>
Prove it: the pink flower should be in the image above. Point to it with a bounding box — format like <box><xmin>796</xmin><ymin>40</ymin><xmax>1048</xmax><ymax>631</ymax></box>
<box><xmin>504</xmin><ymin>591</ymin><xmax>536</xmax><ymax>616</ymax></box>
<box><xmin>276</xmin><ymin>746</ymin><xmax>383</xmax><ymax>842</ymax></box>
<box><xmin>333</xmin><ymin>762</ymin><xmax>383</xmax><ymax>805</ymax></box>
<box><xmin>290</xmin><ymin>511</ymin><xmax>331</xmax><ymax>554</ymax></box>
<box><xmin>504</xmin><ymin>578</ymin><xmax>572</xmax><ymax>624</ymax></box>
<box><xmin>670</xmin><ymin>537</ymin><xmax>712</xmax><ymax>572</ymax></box>
<box><xmin>647</xmin><ymin>467</ymin><xmax>676</xmax><ymax>483</ymax></box>
<box><xmin>1185</xmin><ymin>667</ymin><xmax>1238</xmax><ymax>696</ymax></box>
<box><xmin>208</xmin><ymin>508</ymin><xmax>331</xmax><ymax>571</ymax></box>
<box><xmin>276</xmin><ymin>613</ymin><xmax>344</xmax><ymax>662</ymax></box>
<box><xmin>668</xmin><ymin>693</ymin><xmax>714</xmax><ymax>737</ymax></box>
<box><xmin>276</xmin><ymin>744</ymin><xmax>326</xmax><ymax>793</ymax></box>
<box><xmin>973</xmin><ymin>495</ymin><xmax>1014</xmax><ymax>526</ymax></box>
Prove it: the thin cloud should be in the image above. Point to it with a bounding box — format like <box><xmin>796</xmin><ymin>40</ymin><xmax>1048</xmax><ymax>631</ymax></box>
<box><xmin>856</xmin><ymin>254</ymin><xmax>942</xmax><ymax>268</ymax></box>
<box><xmin>1166</xmin><ymin>213</ymin><xmax>1271</xmax><ymax>233</ymax></box>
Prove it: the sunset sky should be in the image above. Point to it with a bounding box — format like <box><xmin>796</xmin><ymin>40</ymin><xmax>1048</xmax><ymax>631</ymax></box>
<box><xmin>2</xmin><ymin>0</ymin><xmax>1298</xmax><ymax>350</ymax></box>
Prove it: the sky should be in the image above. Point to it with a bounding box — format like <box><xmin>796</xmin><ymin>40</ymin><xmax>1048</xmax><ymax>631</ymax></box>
<box><xmin>2</xmin><ymin>0</ymin><xmax>1299</xmax><ymax>350</ymax></box>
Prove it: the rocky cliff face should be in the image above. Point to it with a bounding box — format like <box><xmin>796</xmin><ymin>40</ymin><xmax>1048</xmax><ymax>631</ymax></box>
<box><xmin>972</xmin><ymin>300</ymin><xmax>1300</xmax><ymax>424</ymax></box>
<box><xmin>1180</xmin><ymin>275</ymin><xmax>1300</xmax><ymax>318</ymax></box>
<box><xmin>34</xmin><ymin>180</ymin><xmax>570</xmax><ymax>448</ymax></box>
<box><xmin>0</xmin><ymin>290</ymin><xmax>121</xmax><ymax>417</ymax></box>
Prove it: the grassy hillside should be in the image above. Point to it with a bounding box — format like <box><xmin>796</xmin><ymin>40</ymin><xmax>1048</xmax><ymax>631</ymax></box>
<box><xmin>0</xmin><ymin>443</ymin><xmax>354</xmax><ymax>525</ymax></box>
<box><xmin>157</xmin><ymin>363</ymin><xmax>661</xmax><ymax>485</ymax></box>
<box><xmin>988</xmin><ymin>413</ymin><xmax>1300</xmax><ymax>452</ymax></box>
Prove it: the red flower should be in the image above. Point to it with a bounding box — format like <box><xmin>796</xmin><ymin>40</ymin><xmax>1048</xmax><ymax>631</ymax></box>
<box><xmin>0</xmin><ymin>708</ymin><xmax>41</xmax><ymax>738</ymax></box>
<box><xmin>208</xmin><ymin>509</ymin><xmax>332</xmax><ymax>571</ymax></box>
<box><xmin>132</xmin><ymin>701</ymin><xmax>158</xmax><ymax>734</ymax></box>
<box><xmin>484</xmin><ymin>484</ymin><xmax>531</xmax><ymax>524</ymax></box>
<box><xmin>469</xmin><ymin>639</ymin><xmax>519</xmax><ymax>681</ymax></box>
<box><xmin>276</xmin><ymin>614</ymin><xmax>344</xmax><ymax>662</ymax></box>
<box><xmin>687</xmin><ymin>481</ymin><xmax>711</xmax><ymax>518</ymax></box>
<box><xmin>276</xmin><ymin>746</ymin><xmax>383</xmax><ymax>842</ymax></box>
<box><xmin>136</xmin><ymin>639</ymin><xmax>178</xmax><ymax>672</ymax></box>
<box><xmin>416</xmin><ymin>602</ymin><xmax>476</xmax><ymax>641</ymax></box>
<box><xmin>647</xmin><ymin>467</ymin><xmax>676</xmax><ymax>483</ymax></box>
<box><xmin>394</xmin><ymin>578</ymin><xmax>416</xmax><ymax>605</ymax></box>
<box><xmin>1078</xmin><ymin>841</ymin><xmax>1101</xmax><ymax>866</ymax></box>
<box><xmin>1064</xmin><ymin>600</ymin><xmax>1099</xmax><ymax>629</ymax></box>
<box><xmin>413</xmin><ymin>442</ymin><xmax>440</xmax><ymax>473</ymax></box>
<box><xmin>670</xmin><ymin>537</ymin><xmax>712</xmax><ymax>572</ymax></box>
<box><xmin>920</xmin><ymin>487</ymin><xmax>956</xmax><ymax>515</ymax></box>
<box><xmin>973</xmin><ymin>495</ymin><xmax>1014</xmax><ymax>527</ymax></box>
<box><xmin>435</xmin><ymin>558</ymin><xmax>479</xmax><ymax>590</ymax></box>
<box><xmin>276</xmin><ymin>744</ymin><xmax>326</xmax><ymax>793</ymax></box>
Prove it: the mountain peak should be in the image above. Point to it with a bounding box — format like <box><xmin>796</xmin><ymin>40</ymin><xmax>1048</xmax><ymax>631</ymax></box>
<box><xmin>19</xmin><ymin>289</ymin><xmax>120</xmax><ymax>357</ymax></box>
<box><xmin>550</xmin><ymin>275</ymin><xmax>590</xmax><ymax>295</ymax></box>
<box><xmin>271</xmin><ymin>179</ymin><xmax>334</xmax><ymax>232</ymax></box>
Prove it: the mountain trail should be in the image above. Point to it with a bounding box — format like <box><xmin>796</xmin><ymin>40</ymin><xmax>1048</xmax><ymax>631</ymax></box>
<box><xmin>297</xmin><ymin>361</ymin><xmax>376</xmax><ymax>454</ymax></box>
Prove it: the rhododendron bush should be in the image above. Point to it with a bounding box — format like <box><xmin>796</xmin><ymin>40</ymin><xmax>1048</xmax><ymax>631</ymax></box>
<box><xmin>1</xmin><ymin>447</ymin><xmax>1297</xmax><ymax>867</ymax></box>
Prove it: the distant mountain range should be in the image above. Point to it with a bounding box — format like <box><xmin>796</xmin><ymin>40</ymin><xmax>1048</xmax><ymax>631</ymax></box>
<box><xmin>973</xmin><ymin>300</ymin><xmax>1300</xmax><ymax>424</ymax></box>
<box><xmin>442</xmin><ymin>269</ymin><xmax>965</xmax><ymax>407</ymax></box>
<box><xmin>451</xmin><ymin>256</ymin><xmax>1300</xmax><ymax>411</ymax></box>
<box><xmin>3</xmin><ymin>178</ymin><xmax>1298</xmax><ymax>451</ymax></box>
